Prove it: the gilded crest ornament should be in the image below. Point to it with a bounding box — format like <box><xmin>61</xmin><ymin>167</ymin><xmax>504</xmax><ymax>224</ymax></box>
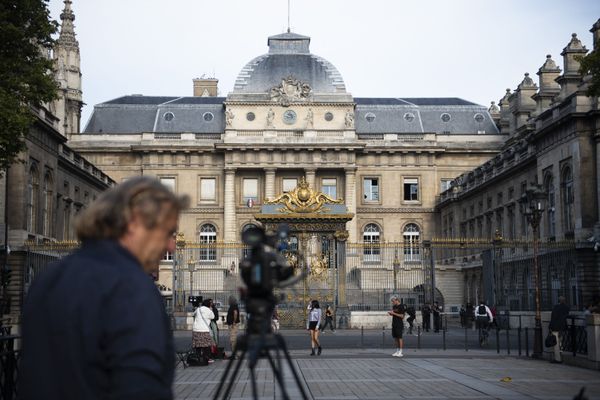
<box><xmin>309</xmin><ymin>252</ymin><xmax>328</xmax><ymax>280</ymax></box>
<box><xmin>269</xmin><ymin>75</ymin><xmax>312</xmax><ymax>105</ymax></box>
<box><xmin>265</xmin><ymin>177</ymin><xmax>343</xmax><ymax>213</ymax></box>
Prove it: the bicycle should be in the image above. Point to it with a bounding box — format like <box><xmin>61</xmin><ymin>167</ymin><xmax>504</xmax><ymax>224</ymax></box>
<box><xmin>476</xmin><ymin>318</ymin><xmax>490</xmax><ymax>347</ymax></box>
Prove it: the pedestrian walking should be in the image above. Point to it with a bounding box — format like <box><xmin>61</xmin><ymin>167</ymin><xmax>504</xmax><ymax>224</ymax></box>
<box><xmin>20</xmin><ymin>176</ymin><xmax>189</xmax><ymax>399</ymax></box>
<box><xmin>307</xmin><ymin>300</ymin><xmax>322</xmax><ymax>355</ymax></box>
<box><xmin>320</xmin><ymin>305</ymin><xmax>336</xmax><ymax>333</ymax></box>
<box><xmin>194</xmin><ymin>299</ymin><xmax>216</xmax><ymax>364</ymax></box>
<box><xmin>209</xmin><ymin>299</ymin><xmax>220</xmax><ymax>347</ymax></box>
<box><xmin>388</xmin><ymin>296</ymin><xmax>405</xmax><ymax>357</ymax></box>
<box><xmin>549</xmin><ymin>296</ymin><xmax>570</xmax><ymax>364</ymax></box>
<box><xmin>432</xmin><ymin>301</ymin><xmax>442</xmax><ymax>332</ymax></box>
<box><xmin>422</xmin><ymin>303</ymin><xmax>431</xmax><ymax>332</ymax></box>
<box><xmin>406</xmin><ymin>305</ymin><xmax>416</xmax><ymax>335</ymax></box>
<box><xmin>226</xmin><ymin>296</ymin><xmax>240</xmax><ymax>355</ymax></box>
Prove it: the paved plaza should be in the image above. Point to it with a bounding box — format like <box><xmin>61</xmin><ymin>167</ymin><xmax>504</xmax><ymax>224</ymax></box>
<box><xmin>174</xmin><ymin>348</ymin><xmax>600</xmax><ymax>399</ymax></box>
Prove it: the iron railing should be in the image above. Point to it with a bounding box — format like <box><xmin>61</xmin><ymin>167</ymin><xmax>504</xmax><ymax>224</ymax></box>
<box><xmin>0</xmin><ymin>335</ymin><xmax>20</xmax><ymax>400</ymax></box>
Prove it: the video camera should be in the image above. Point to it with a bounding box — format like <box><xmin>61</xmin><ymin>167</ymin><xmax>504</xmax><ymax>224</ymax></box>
<box><xmin>240</xmin><ymin>224</ymin><xmax>298</xmax><ymax>334</ymax></box>
<box><xmin>188</xmin><ymin>295</ymin><xmax>203</xmax><ymax>308</ymax></box>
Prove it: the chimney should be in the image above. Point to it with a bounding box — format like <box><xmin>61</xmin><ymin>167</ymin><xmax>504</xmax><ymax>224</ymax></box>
<box><xmin>193</xmin><ymin>78</ymin><xmax>219</xmax><ymax>97</ymax></box>
<box><xmin>555</xmin><ymin>33</ymin><xmax>588</xmax><ymax>101</ymax></box>
<box><xmin>509</xmin><ymin>73</ymin><xmax>537</xmax><ymax>132</ymax></box>
<box><xmin>532</xmin><ymin>55</ymin><xmax>561</xmax><ymax>116</ymax></box>
<box><xmin>498</xmin><ymin>89</ymin><xmax>512</xmax><ymax>134</ymax></box>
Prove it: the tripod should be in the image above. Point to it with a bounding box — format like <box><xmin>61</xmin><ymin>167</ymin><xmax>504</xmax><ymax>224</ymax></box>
<box><xmin>213</xmin><ymin>331</ymin><xmax>309</xmax><ymax>400</ymax></box>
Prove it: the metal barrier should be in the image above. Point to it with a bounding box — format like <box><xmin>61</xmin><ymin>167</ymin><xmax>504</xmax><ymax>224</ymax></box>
<box><xmin>0</xmin><ymin>335</ymin><xmax>20</xmax><ymax>400</ymax></box>
<box><xmin>561</xmin><ymin>317</ymin><xmax>588</xmax><ymax>356</ymax></box>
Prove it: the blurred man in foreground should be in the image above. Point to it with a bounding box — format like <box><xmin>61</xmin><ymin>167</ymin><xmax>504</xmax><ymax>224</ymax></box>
<box><xmin>20</xmin><ymin>177</ymin><xmax>189</xmax><ymax>400</ymax></box>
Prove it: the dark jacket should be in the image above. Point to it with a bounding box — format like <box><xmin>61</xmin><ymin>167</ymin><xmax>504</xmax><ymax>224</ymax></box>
<box><xmin>20</xmin><ymin>240</ymin><xmax>174</xmax><ymax>400</ymax></box>
<box><xmin>549</xmin><ymin>303</ymin><xmax>570</xmax><ymax>331</ymax></box>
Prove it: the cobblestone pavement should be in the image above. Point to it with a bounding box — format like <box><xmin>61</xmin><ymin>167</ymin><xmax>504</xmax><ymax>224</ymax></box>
<box><xmin>174</xmin><ymin>349</ymin><xmax>600</xmax><ymax>399</ymax></box>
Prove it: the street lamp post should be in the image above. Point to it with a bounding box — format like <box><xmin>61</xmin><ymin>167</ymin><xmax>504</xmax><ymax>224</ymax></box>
<box><xmin>519</xmin><ymin>183</ymin><xmax>547</xmax><ymax>358</ymax></box>
<box><xmin>393</xmin><ymin>253</ymin><xmax>400</xmax><ymax>293</ymax></box>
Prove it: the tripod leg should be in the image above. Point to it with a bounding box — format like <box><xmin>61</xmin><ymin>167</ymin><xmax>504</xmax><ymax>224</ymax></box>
<box><xmin>214</xmin><ymin>347</ymin><xmax>246</xmax><ymax>400</ymax></box>
<box><xmin>249</xmin><ymin>364</ymin><xmax>259</xmax><ymax>400</ymax></box>
<box><xmin>275</xmin><ymin>334</ymin><xmax>310</xmax><ymax>400</ymax></box>
<box><xmin>265</xmin><ymin>351</ymin><xmax>291</xmax><ymax>400</ymax></box>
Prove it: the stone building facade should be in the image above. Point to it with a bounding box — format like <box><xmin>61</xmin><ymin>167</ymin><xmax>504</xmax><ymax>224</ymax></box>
<box><xmin>436</xmin><ymin>21</ymin><xmax>600</xmax><ymax>309</ymax></box>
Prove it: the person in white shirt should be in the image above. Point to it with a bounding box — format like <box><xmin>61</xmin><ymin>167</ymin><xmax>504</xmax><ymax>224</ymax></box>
<box><xmin>193</xmin><ymin>299</ymin><xmax>216</xmax><ymax>364</ymax></box>
<box><xmin>474</xmin><ymin>301</ymin><xmax>493</xmax><ymax>333</ymax></box>
<box><xmin>307</xmin><ymin>300</ymin><xmax>322</xmax><ymax>355</ymax></box>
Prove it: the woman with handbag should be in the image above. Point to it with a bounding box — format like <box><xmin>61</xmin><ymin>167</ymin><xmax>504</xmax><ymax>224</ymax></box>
<box><xmin>193</xmin><ymin>299</ymin><xmax>216</xmax><ymax>365</ymax></box>
<box><xmin>307</xmin><ymin>300</ymin><xmax>322</xmax><ymax>355</ymax></box>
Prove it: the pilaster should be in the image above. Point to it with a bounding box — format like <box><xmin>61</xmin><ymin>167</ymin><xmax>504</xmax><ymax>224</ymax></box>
<box><xmin>265</xmin><ymin>168</ymin><xmax>276</xmax><ymax>200</ymax></box>
<box><xmin>224</xmin><ymin>168</ymin><xmax>237</xmax><ymax>242</ymax></box>
<box><xmin>304</xmin><ymin>168</ymin><xmax>316</xmax><ymax>189</ymax></box>
<box><xmin>345</xmin><ymin>167</ymin><xmax>357</xmax><ymax>242</ymax></box>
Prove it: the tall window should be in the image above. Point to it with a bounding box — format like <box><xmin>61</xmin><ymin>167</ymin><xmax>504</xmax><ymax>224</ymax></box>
<box><xmin>403</xmin><ymin>178</ymin><xmax>419</xmax><ymax>201</ymax></box>
<box><xmin>282</xmin><ymin>178</ymin><xmax>297</xmax><ymax>192</ymax></box>
<box><xmin>440</xmin><ymin>179</ymin><xmax>452</xmax><ymax>193</ymax></box>
<box><xmin>160</xmin><ymin>177</ymin><xmax>176</xmax><ymax>192</ymax></box>
<box><xmin>42</xmin><ymin>172</ymin><xmax>53</xmax><ymax>236</ymax></box>
<box><xmin>321</xmin><ymin>178</ymin><xmax>337</xmax><ymax>198</ymax></box>
<box><xmin>363</xmin><ymin>178</ymin><xmax>379</xmax><ymax>201</ymax></box>
<box><xmin>199</xmin><ymin>224</ymin><xmax>217</xmax><ymax>261</ymax></box>
<box><xmin>403</xmin><ymin>223</ymin><xmax>420</xmax><ymax>262</ymax></box>
<box><xmin>561</xmin><ymin>166</ymin><xmax>574</xmax><ymax>233</ymax></box>
<box><xmin>545</xmin><ymin>173</ymin><xmax>556</xmax><ymax>238</ymax></box>
<box><xmin>200</xmin><ymin>178</ymin><xmax>216</xmax><ymax>202</ymax></box>
<box><xmin>243</xmin><ymin>178</ymin><xmax>258</xmax><ymax>204</ymax></box>
<box><xmin>27</xmin><ymin>165</ymin><xmax>39</xmax><ymax>233</ymax></box>
<box><xmin>363</xmin><ymin>223</ymin><xmax>380</xmax><ymax>261</ymax></box>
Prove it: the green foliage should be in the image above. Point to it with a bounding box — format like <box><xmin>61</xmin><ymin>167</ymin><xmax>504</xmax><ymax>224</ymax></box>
<box><xmin>578</xmin><ymin>49</ymin><xmax>600</xmax><ymax>97</ymax></box>
<box><xmin>0</xmin><ymin>0</ymin><xmax>58</xmax><ymax>173</ymax></box>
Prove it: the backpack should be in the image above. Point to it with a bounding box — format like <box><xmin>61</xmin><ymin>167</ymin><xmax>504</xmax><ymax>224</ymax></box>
<box><xmin>477</xmin><ymin>305</ymin><xmax>486</xmax><ymax>315</ymax></box>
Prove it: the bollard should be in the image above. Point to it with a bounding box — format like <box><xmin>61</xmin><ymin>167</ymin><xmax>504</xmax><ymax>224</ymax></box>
<box><xmin>464</xmin><ymin>327</ymin><xmax>468</xmax><ymax>352</ymax></box>
<box><xmin>361</xmin><ymin>326</ymin><xmax>364</xmax><ymax>347</ymax></box>
<box><xmin>525</xmin><ymin>327</ymin><xmax>530</xmax><ymax>357</ymax></box>
<box><xmin>506</xmin><ymin>326</ymin><xmax>510</xmax><ymax>355</ymax></box>
<box><xmin>382</xmin><ymin>326</ymin><xmax>385</xmax><ymax>348</ymax></box>
<box><xmin>517</xmin><ymin>327</ymin><xmax>522</xmax><ymax>356</ymax></box>
<box><xmin>443</xmin><ymin>328</ymin><xmax>446</xmax><ymax>350</ymax></box>
<box><xmin>417</xmin><ymin>325</ymin><xmax>421</xmax><ymax>349</ymax></box>
<box><xmin>496</xmin><ymin>327</ymin><xmax>500</xmax><ymax>354</ymax></box>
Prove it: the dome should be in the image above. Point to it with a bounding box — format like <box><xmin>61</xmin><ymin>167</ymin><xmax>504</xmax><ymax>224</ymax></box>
<box><xmin>232</xmin><ymin>32</ymin><xmax>346</xmax><ymax>95</ymax></box>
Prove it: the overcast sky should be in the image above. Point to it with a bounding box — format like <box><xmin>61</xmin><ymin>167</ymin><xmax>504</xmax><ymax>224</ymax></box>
<box><xmin>47</xmin><ymin>0</ymin><xmax>600</xmax><ymax>128</ymax></box>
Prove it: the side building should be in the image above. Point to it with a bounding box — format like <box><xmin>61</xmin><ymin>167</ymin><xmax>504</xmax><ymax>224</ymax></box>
<box><xmin>436</xmin><ymin>23</ymin><xmax>600</xmax><ymax>311</ymax></box>
<box><xmin>0</xmin><ymin>0</ymin><xmax>115</xmax><ymax>328</ymax></box>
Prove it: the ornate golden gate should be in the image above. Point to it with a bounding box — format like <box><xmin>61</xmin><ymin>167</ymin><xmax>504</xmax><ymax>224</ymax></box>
<box><xmin>257</xmin><ymin>178</ymin><xmax>353</xmax><ymax>328</ymax></box>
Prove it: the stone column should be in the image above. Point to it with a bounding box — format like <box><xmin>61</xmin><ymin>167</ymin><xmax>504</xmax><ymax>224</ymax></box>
<box><xmin>305</xmin><ymin>168</ymin><xmax>316</xmax><ymax>189</ymax></box>
<box><xmin>265</xmin><ymin>168</ymin><xmax>276</xmax><ymax>200</ymax></box>
<box><xmin>224</xmin><ymin>168</ymin><xmax>237</xmax><ymax>242</ymax></box>
<box><xmin>345</xmin><ymin>167</ymin><xmax>357</xmax><ymax>242</ymax></box>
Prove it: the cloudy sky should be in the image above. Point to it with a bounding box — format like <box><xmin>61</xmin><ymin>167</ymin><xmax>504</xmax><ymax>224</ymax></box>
<box><xmin>47</xmin><ymin>0</ymin><xmax>599</xmax><ymax>128</ymax></box>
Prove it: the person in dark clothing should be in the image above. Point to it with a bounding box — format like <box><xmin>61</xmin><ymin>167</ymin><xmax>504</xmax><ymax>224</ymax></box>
<box><xmin>549</xmin><ymin>296</ymin><xmax>570</xmax><ymax>363</ymax></box>
<box><xmin>422</xmin><ymin>303</ymin><xmax>431</xmax><ymax>332</ymax></box>
<box><xmin>226</xmin><ymin>296</ymin><xmax>240</xmax><ymax>355</ymax></box>
<box><xmin>20</xmin><ymin>177</ymin><xmax>189</xmax><ymax>400</ymax></box>
<box><xmin>466</xmin><ymin>302</ymin><xmax>475</xmax><ymax>329</ymax></box>
<box><xmin>406</xmin><ymin>305</ymin><xmax>416</xmax><ymax>334</ymax></box>
<box><xmin>388</xmin><ymin>296</ymin><xmax>405</xmax><ymax>357</ymax></box>
<box><xmin>459</xmin><ymin>305</ymin><xmax>466</xmax><ymax>328</ymax></box>
<box><xmin>432</xmin><ymin>302</ymin><xmax>442</xmax><ymax>332</ymax></box>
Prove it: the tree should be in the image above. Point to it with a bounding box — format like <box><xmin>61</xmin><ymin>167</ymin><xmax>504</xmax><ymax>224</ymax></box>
<box><xmin>0</xmin><ymin>0</ymin><xmax>58</xmax><ymax>174</ymax></box>
<box><xmin>578</xmin><ymin>49</ymin><xmax>600</xmax><ymax>97</ymax></box>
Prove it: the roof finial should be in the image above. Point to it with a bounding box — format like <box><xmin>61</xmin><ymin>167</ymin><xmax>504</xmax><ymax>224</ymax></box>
<box><xmin>287</xmin><ymin>0</ymin><xmax>291</xmax><ymax>33</ymax></box>
<box><xmin>57</xmin><ymin>0</ymin><xmax>78</xmax><ymax>49</ymax></box>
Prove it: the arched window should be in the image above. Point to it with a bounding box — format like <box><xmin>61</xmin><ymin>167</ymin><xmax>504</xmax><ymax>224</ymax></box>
<box><xmin>403</xmin><ymin>223</ymin><xmax>420</xmax><ymax>262</ymax></box>
<box><xmin>363</xmin><ymin>223</ymin><xmax>380</xmax><ymax>261</ymax></box>
<box><xmin>27</xmin><ymin>165</ymin><xmax>39</xmax><ymax>233</ymax></box>
<box><xmin>545</xmin><ymin>173</ymin><xmax>556</xmax><ymax>238</ymax></box>
<box><xmin>561</xmin><ymin>166</ymin><xmax>574</xmax><ymax>233</ymax></box>
<box><xmin>199</xmin><ymin>224</ymin><xmax>217</xmax><ymax>261</ymax></box>
<box><xmin>42</xmin><ymin>172</ymin><xmax>53</xmax><ymax>236</ymax></box>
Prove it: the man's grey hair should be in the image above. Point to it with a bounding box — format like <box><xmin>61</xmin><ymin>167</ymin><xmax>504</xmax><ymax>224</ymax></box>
<box><xmin>75</xmin><ymin>176</ymin><xmax>189</xmax><ymax>241</ymax></box>
<box><xmin>390</xmin><ymin>296</ymin><xmax>399</xmax><ymax>302</ymax></box>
